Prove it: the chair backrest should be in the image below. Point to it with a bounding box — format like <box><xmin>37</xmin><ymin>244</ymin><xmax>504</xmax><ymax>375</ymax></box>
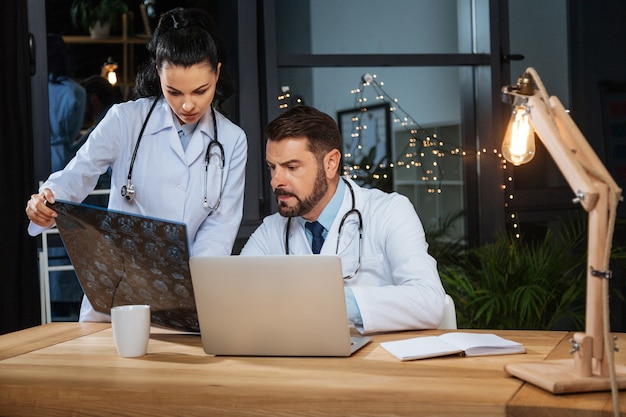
<box><xmin>437</xmin><ymin>294</ymin><xmax>458</xmax><ymax>329</ymax></box>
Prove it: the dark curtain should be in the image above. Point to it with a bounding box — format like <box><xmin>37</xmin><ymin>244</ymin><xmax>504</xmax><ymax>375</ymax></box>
<box><xmin>0</xmin><ymin>0</ymin><xmax>41</xmax><ymax>334</ymax></box>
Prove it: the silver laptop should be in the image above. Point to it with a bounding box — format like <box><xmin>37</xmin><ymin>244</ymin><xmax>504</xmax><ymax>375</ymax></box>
<box><xmin>189</xmin><ymin>255</ymin><xmax>372</xmax><ymax>357</ymax></box>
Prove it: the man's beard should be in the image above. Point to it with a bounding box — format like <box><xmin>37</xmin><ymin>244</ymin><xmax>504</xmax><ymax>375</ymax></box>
<box><xmin>274</xmin><ymin>167</ymin><xmax>328</xmax><ymax>218</ymax></box>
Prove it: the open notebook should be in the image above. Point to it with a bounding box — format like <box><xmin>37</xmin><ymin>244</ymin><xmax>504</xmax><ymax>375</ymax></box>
<box><xmin>189</xmin><ymin>255</ymin><xmax>372</xmax><ymax>357</ymax></box>
<box><xmin>381</xmin><ymin>332</ymin><xmax>525</xmax><ymax>361</ymax></box>
<box><xmin>47</xmin><ymin>200</ymin><xmax>198</xmax><ymax>332</ymax></box>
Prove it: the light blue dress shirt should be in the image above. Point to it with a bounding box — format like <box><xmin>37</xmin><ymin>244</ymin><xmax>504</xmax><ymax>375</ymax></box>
<box><xmin>173</xmin><ymin>112</ymin><xmax>199</xmax><ymax>150</ymax></box>
<box><xmin>297</xmin><ymin>179</ymin><xmax>362</xmax><ymax>326</ymax></box>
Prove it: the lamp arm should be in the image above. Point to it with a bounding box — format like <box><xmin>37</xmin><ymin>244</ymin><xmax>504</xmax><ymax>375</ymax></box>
<box><xmin>527</xmin><ymin>93</ymin><xmax>600</xmax><ymax>211</ymax></box>
<box><xmin>523</xmin><ymin>65</ymin><xmax>621</xmax><ymax>208</ymax></box>
<box><xmin>549</xmin><ymin>90</ymin><xmax>622</xmax><ymax>408</ymax></box>
<box><xmin>550</xmin><ymin>96</ymin><xmax>622</xmax><ymax>200</ymax></box>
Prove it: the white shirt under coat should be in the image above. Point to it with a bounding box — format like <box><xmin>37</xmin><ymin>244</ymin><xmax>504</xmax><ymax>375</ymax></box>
<box><xmin>240</xmin><ymin>177</ymin><xmax>445</xmax><ymax>334</ymax></box>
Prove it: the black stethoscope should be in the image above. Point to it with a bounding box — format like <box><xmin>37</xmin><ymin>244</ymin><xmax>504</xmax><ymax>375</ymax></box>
<box><xmin>284</xmin><ymin>178</ymin><xmax>363</xmax><ymax>279</ymax></box>
<box><xmin>120</xmin><ymin>97</ymin><xmax>225</xmax><ymax>210</ymax></box>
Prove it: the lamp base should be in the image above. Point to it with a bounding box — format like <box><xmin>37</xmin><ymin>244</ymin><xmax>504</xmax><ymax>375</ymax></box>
<box><xmin>505</xmin><ymin>359</ymin><xmax>626</xmax><ymax>394</ymax></box>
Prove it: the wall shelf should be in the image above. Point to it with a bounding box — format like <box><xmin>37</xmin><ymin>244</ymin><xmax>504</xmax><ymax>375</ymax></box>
<box><xmin>62</xmin><ymin>14</ymin><xmax>148</xmax><ymax>99</ymax></box>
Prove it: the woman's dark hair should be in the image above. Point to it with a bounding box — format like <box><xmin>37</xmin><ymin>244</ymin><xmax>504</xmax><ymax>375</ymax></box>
<box><xmin>134</xmin><ymin>7</ymin><xmax>234</xmax><ymax>105</ymax></box>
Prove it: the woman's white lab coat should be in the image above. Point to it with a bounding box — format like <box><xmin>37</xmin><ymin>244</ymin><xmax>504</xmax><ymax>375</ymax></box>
<box><xmin>32</xmin><ymin>97</ymin><xmax>248</xmax><ymax>320</ymax></box>
<box><xmin>241</xmin><ymin>177</ymin><xmax>445</xmax><ymax>334</ymax></box>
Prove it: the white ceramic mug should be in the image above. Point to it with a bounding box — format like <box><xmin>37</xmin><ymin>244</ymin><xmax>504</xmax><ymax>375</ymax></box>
<box><xmin>111</xmin><ymin>304</ymin><xmax>151</xmax><ymax>357</ymax></box>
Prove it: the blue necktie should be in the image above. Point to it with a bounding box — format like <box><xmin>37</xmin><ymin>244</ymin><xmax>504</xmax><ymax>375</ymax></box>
<box><xmin>305</xmin><ymin>221</ymin><xmax>325</xmax><ymax>254</ymax></box>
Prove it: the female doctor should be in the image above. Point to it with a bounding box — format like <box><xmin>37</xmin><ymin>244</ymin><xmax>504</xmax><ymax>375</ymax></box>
<box><xmin>25</xmin><ymin>7</ymin><xmax>248</xmax><ymax>321</ymax></box>
<box><xmin>240</xmin><ymin>105</ymin><xmax>444</xmax><ymax>334</ymax></box>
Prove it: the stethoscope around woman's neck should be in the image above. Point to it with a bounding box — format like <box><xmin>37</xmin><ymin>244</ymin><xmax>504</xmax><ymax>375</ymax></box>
<box><xmin>120</xmin><ymin>96</ymin><xmax>225</xmax><ymax>210</ymax></box>
<box><xmin>284</xmin><ymin>177</ymin><xmax>363</xmax><ymax>259</ymax></box>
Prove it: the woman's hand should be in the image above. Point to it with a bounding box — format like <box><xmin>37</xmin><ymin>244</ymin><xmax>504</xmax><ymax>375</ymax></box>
<box><xmin>25</xmin><ymin>188</ymin><xmax>57</xmax><ymax>227</ymax></box>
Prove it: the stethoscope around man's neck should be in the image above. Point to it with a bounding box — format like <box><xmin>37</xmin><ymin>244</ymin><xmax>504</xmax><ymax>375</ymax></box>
<box><xmin>284</xmin><ymin>178</ymin><xmax>363</xmax><ymax>271</ymax></box>
<box><xmin>120</xmin><ymin>96</ymin><xmax>225</xmax><ymax>210</ymax></box>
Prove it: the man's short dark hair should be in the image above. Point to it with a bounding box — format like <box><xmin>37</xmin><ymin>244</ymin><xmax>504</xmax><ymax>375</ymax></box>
<box><xmin>264</xmin><ymin>105</ymin><xmax>342</xmax><ymax>164</ymax></box>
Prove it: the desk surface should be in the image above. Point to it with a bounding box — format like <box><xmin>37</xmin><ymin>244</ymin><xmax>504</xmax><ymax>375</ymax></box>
<box><xmin>0</xmin><ymin>323</ymin><xmax>624</xmax><ymax>417</ymax></box>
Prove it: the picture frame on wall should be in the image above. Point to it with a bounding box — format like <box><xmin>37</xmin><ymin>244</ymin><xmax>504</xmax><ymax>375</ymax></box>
<box><xmin>337</xmin><ymin>103</ymin><xmax>393</xmax><ymax>191</ymax></box>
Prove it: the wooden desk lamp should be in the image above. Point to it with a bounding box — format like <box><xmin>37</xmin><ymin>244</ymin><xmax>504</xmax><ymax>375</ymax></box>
<box><xmin>500</xmin><ymin>67</ymin><xmax>626</xmax><ymax>396</ymax></box>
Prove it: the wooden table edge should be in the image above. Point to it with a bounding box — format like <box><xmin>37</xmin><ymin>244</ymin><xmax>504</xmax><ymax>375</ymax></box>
<box><xmin>0</xmin><ymin>322</ymin><xmax>110</xmax><ymax>360</ymax></box>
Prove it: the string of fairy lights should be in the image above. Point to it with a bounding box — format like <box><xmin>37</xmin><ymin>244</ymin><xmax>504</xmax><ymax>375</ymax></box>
<box><xmin>277</xmin><ymin>74</ymin><xmax>521</xmax><ymax>237</ymax></box>
<box><xmin>348</xmin><ymin>73</ymin><xmax>457</xmax><ymax>193</ymax></box>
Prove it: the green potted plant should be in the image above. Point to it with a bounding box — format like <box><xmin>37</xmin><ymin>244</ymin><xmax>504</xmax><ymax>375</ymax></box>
<box><xmin>70</xmin><ymin>0</ymin><xmax>129</xmax><ymax>38</ymax></box>
<box><xmin>433</xmin><ymin>214</ymin><xmax>626</xmax><ymax>331</ymax></box>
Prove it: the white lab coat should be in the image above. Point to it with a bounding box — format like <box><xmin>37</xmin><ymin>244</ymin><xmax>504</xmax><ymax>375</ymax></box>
<box><xmin>31</xmin><ymin>97</ymin><xmax>248</xmax><ymax>321</ymax></box>
<box><xmin>241</xmin><ymin>177</ymin><xmax>445</xmax><ymax>334</ymax></box>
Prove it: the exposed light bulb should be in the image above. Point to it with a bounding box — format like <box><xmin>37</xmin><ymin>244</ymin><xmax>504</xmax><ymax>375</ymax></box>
<box><xmin>101</xmin><ymin>56</ymin><xmax>118</xmax><ymax>86</ymax></box>
<box><xmin>107</xmin><ymin>71</ymin><xmax>118</xmax><ymax>85</ymax></box>
<box><xmin>502</xmin><ymin>105</ymin><xmax>535</xmax><ymax>166</ymax></box>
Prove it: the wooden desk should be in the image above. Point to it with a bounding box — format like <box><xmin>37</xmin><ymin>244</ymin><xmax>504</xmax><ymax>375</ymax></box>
<box><xmin>0</xmin><ymin>324</ymin><xmax>623</xmax><ymax>417</ymax></box>
<box><xmin>507</xmin><ymin>332</ymin><xmax>626</xmax><ymax>417</ymax></box>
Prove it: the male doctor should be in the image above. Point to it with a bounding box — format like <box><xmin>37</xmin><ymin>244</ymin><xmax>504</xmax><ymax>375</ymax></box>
<box><xmin>240</xmin><ymin>105</ymin><xmax>445</xmax><ymax>334</ymax></box>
